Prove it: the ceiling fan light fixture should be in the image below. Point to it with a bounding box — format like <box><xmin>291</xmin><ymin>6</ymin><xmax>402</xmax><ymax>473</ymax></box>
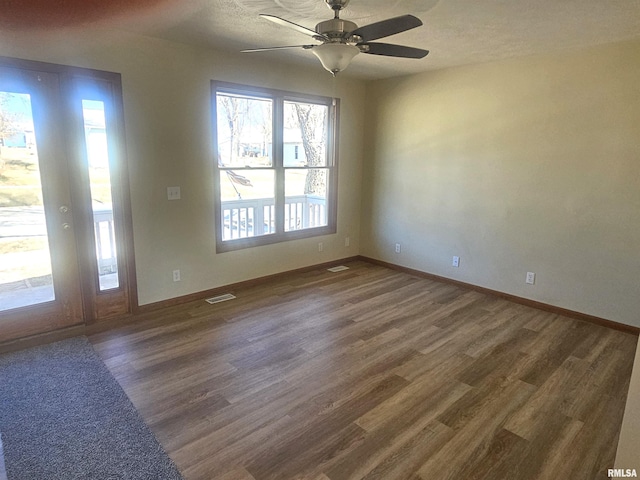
<box><xmin>312</xmin><ymin>43</ymin><xmax>359</xmax><ymax>75</ymax></box>
<box><xmin>247</xmin><ymin>3</ymin><xmax>427</xmax><ymax>76</ymax></box>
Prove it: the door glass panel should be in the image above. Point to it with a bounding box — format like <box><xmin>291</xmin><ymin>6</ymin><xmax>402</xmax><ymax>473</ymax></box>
<box><xmin>0</xmin><ymin>91</ymin><xmax>55</xmax><ymax>311</ymax></box>
<box><xmin>81</xmin><ymin>99</ymin><xmax>118</xmax><ymax>291</ymax></box>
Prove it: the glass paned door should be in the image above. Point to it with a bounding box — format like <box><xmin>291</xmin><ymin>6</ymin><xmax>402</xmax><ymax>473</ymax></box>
<box><xmin>0</xmin><ymin>60</ymin><xmax>133</xmax><ymax>342</ymax></box>
<box><xmin>0</xmin><ymin>65</ymin><xmax>84</xmax><ymax>340</ymax></box>
<box><xmin>0</xmin><ymin>91</ymin><xmax>55</xmax><ymax>310</ymax></box>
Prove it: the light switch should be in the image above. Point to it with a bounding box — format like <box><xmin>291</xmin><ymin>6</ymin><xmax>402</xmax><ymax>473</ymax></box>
<box><xmin>167</xmin><ymin>186</ymin><xmax>181</xmax><ymax>200</ymax></box>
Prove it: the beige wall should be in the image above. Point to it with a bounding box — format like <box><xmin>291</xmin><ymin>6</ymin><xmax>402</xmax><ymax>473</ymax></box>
<box><xmin>3</xmin><ymin>26</ymin><xmax>639</xmax><ymax>325</ymax></box>
<box><xmin>0</xmin><ymin>30</ymin><xmax>365</xmax><ymax>305</ymax></box>
<box><xmin>362</xmin><ymin>38</ymin><xmax>640</xmax><ymax>328</ymax></box>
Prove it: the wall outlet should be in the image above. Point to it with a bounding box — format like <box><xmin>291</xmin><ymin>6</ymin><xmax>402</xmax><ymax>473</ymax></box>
<box><xmin>173</xmin><ymin>269</ymin><xmax>181</xmax><ymax>282</ymax></box>
<box><xmin>167</xmin><ymin>186</ymin><xmax>181</xmax><ymax>200</ymax></box>
<box><xmin>318</xmin><ymin>242</ymin><xmax>324</xmax><ymax>252</ymax></box>
<box><xmin>526</xmin><ymin>272</ymin><xmax>536</xmax><ymax>285</ymax></box>
<box><xmin>345</xmin><ymin>236</ymin><xmax>350</xmax><ymax>247</ymax></box>
<box><xmin>452</xmin><ymin>256</ymin><xmax>460</xmax><ymax>267</ymax></box>
<box><xmin>395</xmin><ymin>243</ymin><xmax>401</xmax><ymax>254</ymax></box>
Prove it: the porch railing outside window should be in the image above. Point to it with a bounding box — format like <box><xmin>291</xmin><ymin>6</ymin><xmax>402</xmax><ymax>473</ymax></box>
<box><xmin>222</xmin><ymin>195</ymin><xmax>326</xmax><ymax>240</ymax></box>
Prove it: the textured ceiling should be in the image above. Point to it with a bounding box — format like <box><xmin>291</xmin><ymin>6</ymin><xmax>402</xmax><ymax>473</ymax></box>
<box><xmin>128</xmin><ymin>0</ymin><xmax>640</xmax><ymax>79</ymax></box>
<box><xmin>7</xmin><ymin>0</ymin><xmax>640</xmax><ymax>79</ymax></box>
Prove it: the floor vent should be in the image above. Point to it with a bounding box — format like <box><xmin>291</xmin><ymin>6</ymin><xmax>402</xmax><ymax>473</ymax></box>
<box><xmin>327</xmin><ymin>265</ymin><xmax>350</xmax><ymax>273</ymax></box>
<box><xmin>205</xmin><ymin>293</ymin><xmax>236</xmax><ymax>304</ymax></box>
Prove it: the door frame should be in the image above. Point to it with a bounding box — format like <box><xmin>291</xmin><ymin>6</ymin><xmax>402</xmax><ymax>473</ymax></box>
<box><xmin>0</xmin><ymin>56</ymin><xmax>137</xmax><ymax>341</ymax></box>
<box><xmin>63</xmin><ymin>70</ymin><xmax>138</xmax><ymax>322</ymax></box>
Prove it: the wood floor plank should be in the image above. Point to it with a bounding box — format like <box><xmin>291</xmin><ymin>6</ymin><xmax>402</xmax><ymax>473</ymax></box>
<box><xmin>454</xmin><ymin>427</ymin><xmax>527</xmax><ymax>480</ymax></box>
<box><xmin>528</xmin><ymin>417</ymin><xmax>584</xmax><ymax>480</ymax></box>
<box><xmin>359</xmin><ymin>421</ymin><xmax>455</xmax><ymax>480</ymax></box>
<box><xmin>87</xmin><ymin>260</ymin><xmax>637</xmax><ymax>480</ymax></box>
<box><xmin>183</xmin><ymin>415</ymin><xmax>295</xmax><ymax>480</ymax></box>
<box><xmin>473</xmin><ymin>412</ymin><xmax>575</xmax><ymax>480</ymax></box>
<box><xmin>215</xmin><ymin>466</ymin><xmax>257</xmax><ymax>480</ymax></box>
<box><xmin>325</xmin><ymin>382</ymin><xmax>469</xmax><ymax>480</ymax></box>
<box><xmin>416</xmin><ymin>377</ymin><xmax>537</xmax><ymax>480</ymax></box>
<box><xmin>503</xmin><ymin>355</ymin><xmax>590</xmax><ymax>440</ymax></box>
<box><xmin>244</xmin><ymin>376</ymin><xmax>409</xmax><ymax>480</ymax></box>
<box><xmin>358</xmin><ymin>355</ymin><xmax>473</xmax><ymax>432</ymax></box>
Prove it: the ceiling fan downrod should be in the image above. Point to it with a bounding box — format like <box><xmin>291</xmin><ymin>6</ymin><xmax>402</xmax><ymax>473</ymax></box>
<box><xmin>325</xmin><ymin>0</ymin><xmax>350</xmax><ymax>18</ymax></box>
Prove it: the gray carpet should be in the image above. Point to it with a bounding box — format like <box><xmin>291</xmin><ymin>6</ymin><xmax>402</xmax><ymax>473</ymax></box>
<box><xmin>0</xmin><ymin>337</ymin><xmax>183</xmax><ymax>480</ymax></box>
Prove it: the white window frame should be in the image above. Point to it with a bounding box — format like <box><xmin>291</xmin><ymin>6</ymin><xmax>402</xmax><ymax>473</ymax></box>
<box><xmin>211</xmin><ymin>81</ymin><xmax>339</xmax><ymax>253</ymax></box>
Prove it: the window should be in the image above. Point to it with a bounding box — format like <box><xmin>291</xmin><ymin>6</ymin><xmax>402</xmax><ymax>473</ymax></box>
<box><xmin>81</xmin><ymin>99</ymin><xmax>119</xmax><ymax>291</ymax></box>
<box><xmin>212</xmin><ymin>82</ymin><xmax>338</xmax><ymax>252</ymax></box>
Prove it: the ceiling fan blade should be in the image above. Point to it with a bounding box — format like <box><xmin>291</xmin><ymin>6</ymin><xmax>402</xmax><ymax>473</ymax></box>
<box><xmin>360</xmin><ymin>42</ymin><xmax>429</xmax><ymax>59</ymax></box>
<box><xmin>350</xmin><ymin>15</ymin><xmax>422</xmax><ymax>42</ymax></box>
<box><xmin>259</xmin><ymin>14</ymin><xmax>328</xmax><ymax>41</ymax></box>
<box><xmin>242</xmin><ymin>45</ymin><xmax>315</xmax><ymax>53</ymax></box>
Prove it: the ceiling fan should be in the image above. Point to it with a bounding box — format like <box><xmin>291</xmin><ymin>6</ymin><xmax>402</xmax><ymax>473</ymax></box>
<box><xmin>242</xmin><ymin>0</ymin><xmax>429</xmax><ymax>76</ymax></box>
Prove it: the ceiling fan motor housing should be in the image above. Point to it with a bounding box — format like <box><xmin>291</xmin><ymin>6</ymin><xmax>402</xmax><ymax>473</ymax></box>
<box><xmin>315</xmin><ymin>18</ymin><xmax>359</xmax><ymax>42</ymax></box>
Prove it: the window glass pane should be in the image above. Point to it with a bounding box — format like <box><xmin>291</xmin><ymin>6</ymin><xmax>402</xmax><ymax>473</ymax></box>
<box><xmin>0</xmin><ymin>91</ymin><xmax>55</xmax><ymax>310</ymax></box>
<box><xmin>285</xmin><ymin>169</ymin><xmax>328</xmax><ymax>232</ymax></box>
<box><xmin>82</xmin><ymin>99</ymin><xmax>119</xmax><ymax>291</ymax></box>
<box><xmin>220</xmin><ymin>169</ymin><xmax>275</xmax><ymax>240</ymax></box>
<box><xmin>217</xmin><ymin>94</ymin><xmax>272</xmax><ymax>168</ymax></box>
<box><xmin>284</xmin><ymin>101</ymin><xmax>328</xmax><ymax>167</ymax></box>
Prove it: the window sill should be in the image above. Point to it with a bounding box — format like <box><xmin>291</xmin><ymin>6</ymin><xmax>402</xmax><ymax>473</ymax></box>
<box><xmin>216</xmin><ymin>225</ymin><xmax>336</xmax><ymax>253</ymax></box>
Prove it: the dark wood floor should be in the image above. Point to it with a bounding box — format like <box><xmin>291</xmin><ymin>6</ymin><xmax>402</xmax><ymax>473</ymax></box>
<box><xmin>89</xmin><ymin>260</ymin><xmax>638</xmax><ymax>480</ymax></box>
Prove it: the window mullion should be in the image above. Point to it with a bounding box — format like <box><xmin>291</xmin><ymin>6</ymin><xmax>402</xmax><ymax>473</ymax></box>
<box><xmin>273</xmin><ymin>95</ymin><xmax>285</xmax><ymax>235</ymax></box>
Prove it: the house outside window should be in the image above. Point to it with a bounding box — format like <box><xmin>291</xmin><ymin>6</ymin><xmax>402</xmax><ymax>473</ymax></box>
<box><xmin>212</xmin><ymin>82</ymin><xmax>338</xmax><ymax>252</ymax></box>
